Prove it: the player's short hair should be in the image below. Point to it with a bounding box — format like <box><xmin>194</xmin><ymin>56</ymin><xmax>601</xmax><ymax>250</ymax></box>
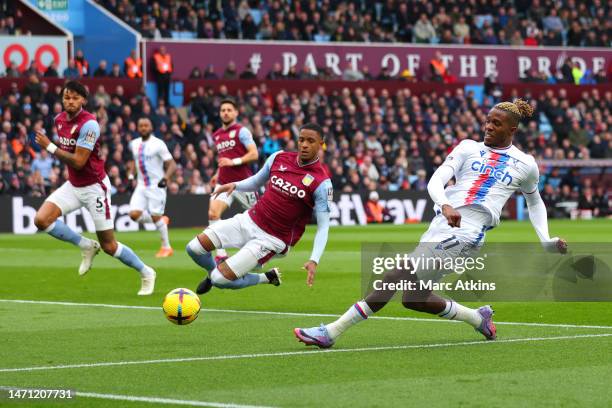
<box><xmin>220</xmin><ymin>98</ymin><xmax>238</xmax><ymax>110</ymax></box>
<box><xmin>299</xmin><ymin>123</ymin><xmax>325</xmax><ymax>140</ymax></box>
<box><xmin>493</xmin><ymin>99</ymin><xmax>534</xmax><ymax>124</ymax></box>
<box><xmin>138</xmin><ymin>116</ymin><xmax>152</xmax><ymax>124</ymax></box>
<box><xmin>63</xmin><ymin>80</ymin><xmax>88</xmax><ymax>99</ymax></box>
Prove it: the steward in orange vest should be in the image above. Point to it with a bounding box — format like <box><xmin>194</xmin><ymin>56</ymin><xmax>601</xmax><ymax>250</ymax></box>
<box><xmin>153</xmin><ymin>47</ymin><xmax>173</xmax><ymax>75</ymax></box>
<box><xmin>124</xmin><ymin>50</ymin><xmax>143</xmax><ymax>78</ymax></box>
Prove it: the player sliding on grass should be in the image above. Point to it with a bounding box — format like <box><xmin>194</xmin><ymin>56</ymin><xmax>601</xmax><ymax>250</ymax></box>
<box><xmin>186</xmin><ymin>123</ymin><xmax>333</xmax><ymax>294</ymax></box>
<box><xmin>33</xmin><ymin>81</ymin><xmax>156</xmax><ymax>296</ymax></box>
<box><xmin>295</xmin><ymin>99</ymin><xmax>568</xmax><ymax>347</ymax></box>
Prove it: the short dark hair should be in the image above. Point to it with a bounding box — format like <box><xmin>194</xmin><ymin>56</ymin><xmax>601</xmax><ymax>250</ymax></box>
<box><xmin>299</xmin><ymin>123</ymin><xmax>325</xmax><ymax>140</ymax></box>
<box><xmin>220</xmin><ymin>98</ymin><xmax>238</xmax><ymax>110</ymax></box>
<box><xmin>63</xmin><ymin>80</ymin><xmax>88</xmax><ymax>99</ymax></box>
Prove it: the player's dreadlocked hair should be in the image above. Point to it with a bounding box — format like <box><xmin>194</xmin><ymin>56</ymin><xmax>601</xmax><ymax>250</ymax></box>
<box><xmin>493</xmin><ymin>99</ymin><xmax>534</xmax><ymax>124</ymax></box>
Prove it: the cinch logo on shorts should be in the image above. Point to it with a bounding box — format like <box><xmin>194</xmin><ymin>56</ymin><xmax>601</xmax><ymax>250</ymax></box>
<box><xmin>470</xmin><ymin>161</ymin><xmax>513</xmax><ymax>185</ymax></box>
<box><xmin>58</xmin><ymin>136</ymin><xmax>77</xmax><ymax>146</ymax></box>
<box><xmin>271</xmin><ymin>175</ymin><xmax>306</xmax><ymax>198</ymax></box>
<box><xmin>216</xmin><ymin>140</ymin><xmax>236</xmax><ymax>150</ymax></box>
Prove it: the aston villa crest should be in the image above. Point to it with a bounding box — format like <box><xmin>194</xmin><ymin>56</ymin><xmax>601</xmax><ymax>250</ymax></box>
<box><xmin>229</xmin><ymin>130</ymin><xmax>236</xmax><ymax>138</ymax></box>
<box><xmin>70</xmin><ymin>125</ymin><xmax>78</xmax><ymax>135</ymax></box>
<box><xmin>302</xmin><ymin>174</ymin><xmax>314</xmax><ymax>186</ymax></box>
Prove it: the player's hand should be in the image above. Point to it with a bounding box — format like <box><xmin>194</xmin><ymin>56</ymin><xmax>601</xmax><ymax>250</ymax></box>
<box><xmin>35</xmin><ymin>131</ymin><xmax>51</xmax><ymax>149</ymax></box>
<box><xmin>441</xmin><ymin>204</ymin><xmax>461</xmax><ymax>228</ymax></box>
<box><xmin>544</xmin><ymin>237</ymin><xmax>568</xmax><ymax>254</ymax></box>
<box><xmin>210</xmin><ymin>173</ymin><xmax>218</xmax><ymax>188</ymax></box>
<box><xmin>212</xmin><ymin>183</ymin><xmax>236</xmax><ymax>199</ymax></box>
<box><xmin>303</xmin><ymin>260</ymin><xmax>317</xmax><ymax>287</ymax></box>
<box><xmin>218</xmin><ymin>157</ymin><xmax>233</xmax><ymax>167</ymax></box>
<box><xmin>158</xmin><ymin>178</ymin><xmax>167</xmax><ymax>188</ymax></box>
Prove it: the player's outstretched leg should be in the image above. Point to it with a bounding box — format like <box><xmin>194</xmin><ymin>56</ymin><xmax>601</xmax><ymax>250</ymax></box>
<box><xmin>295</xmin><ymin>267</ymin><xmax>403</xmax><ymax>348</ymax></box>
<box><xmin>188</xmin><ymin>233</ymin><xmax>280</xmax><ymax>294</ymax></box>
<box><xmin>34</xmin><ymin>202</ymin><xmax>100</xmax><ymax>276</ymax></box>
<box><xmin>97</xmin><ymin>230</ymin><xmax>156</xmax><ymax>296</ymax></box>
<box><xmin>209</xmin><ymin>245</ymin><xmax>280</xmax><ymax>291</ymax></box>
<box><xmin>186</xmin><ymin>234</ymin><xmax>217</xmax><ymax>294</ymax></box>
<box><xmin>402</xmin><ymin>289</ymin><xmax>497</xmax><ymax>340</ymax></box>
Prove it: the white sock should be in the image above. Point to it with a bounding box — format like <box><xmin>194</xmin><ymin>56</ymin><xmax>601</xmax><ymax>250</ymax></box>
<box><xmin>140</xmin><ymin>265</ymin><xmax>154</xmax><ymax>278</ymax></box>
<box><xmin>137</xmin><ymin>212</ymin><xmax>153</xmax><ymax>224</ymax></box>
<box><xmin>438</xmin><ymin>300</ymin><xmax>483</xmax><ymax>328</ymax></box>
<box><xmin>326</xmin><ymin>300</ymin><xmax>373</xmax><ymax>340</ymax></box>
<box><xmin>209</xmin><ymin>220</ymin><xmax>227</xmax><ymax>257</ymax></box>
<box><xmin>155</xmin><ymin>218</ymin><xmax>170</xmax><ymax>248</ymax></box>
<box><xmin>77</xmin><ymin>237</ymin><xmax>94</xmax><ymax>250</ymax></box>
<box><xmin>258</xmin><ymin>273</ymin><xmax>269</xmax><ymax>283</ymax></box>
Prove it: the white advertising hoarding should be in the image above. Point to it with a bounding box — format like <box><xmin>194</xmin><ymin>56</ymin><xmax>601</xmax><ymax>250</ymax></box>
<box><xmin>1</xmin><ymin>35</ymin><xmax>69</xmax><ymax>75</ymax></box>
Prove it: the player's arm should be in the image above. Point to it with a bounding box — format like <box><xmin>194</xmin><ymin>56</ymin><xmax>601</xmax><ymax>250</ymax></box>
<box><xmin>218</xmin><ymin>128</ymin><xmax>259</xmax><ymax>167</ymax></box>
<box><xmin>35</xmin><ymin>120</ymin><xmax>100</xmax><ymax>171</ymax></box>
<box><xmin>158</xmin><ymin>143</ymin><xmax>176</xmax><ymax>188</ymax></box>
<box><xmin>427</xmin><ymin>140</ymin><xmax>472</xmax><ymax>227</ymax></box>
<box><xmin>521</xmin><ymin>162</ymin><xmax>567</xmax><ymax>254</ymax></box>
<box><xmin>303</xmin><ymin>180</ymin><xmax>333</xmax><ymax>287</ymax></box>
<box><xmin>213</xmin><ymin>151</ymin><xmax>280</xmax><ymax>198</ymax></box>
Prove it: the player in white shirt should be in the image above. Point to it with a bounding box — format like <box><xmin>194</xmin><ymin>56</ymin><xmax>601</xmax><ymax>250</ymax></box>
<box><xmin>295</xmin><ymin>99</ymin><xmax>568</xmax><ymax>348</ymax></box>
<box><xmin>128</xmin><ymin>117</ymin><xmax>177</xmax><ymax>257</ymax></box>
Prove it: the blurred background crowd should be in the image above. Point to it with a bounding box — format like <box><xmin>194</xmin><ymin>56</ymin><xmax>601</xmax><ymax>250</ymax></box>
<box><xmin>94</xmin><ymin>0</ymin><xmax>611</xmax><ymax>48</ymax></box>
<box><xmin>0</xmin><ymin>77</ymin><xmax>609</xmax><ymax>216</ymax></box>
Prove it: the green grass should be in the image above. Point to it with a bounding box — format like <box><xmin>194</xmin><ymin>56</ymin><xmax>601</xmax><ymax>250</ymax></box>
<box><xmin>0</xmin><ymin>220</ymin><xmax>611</xmax><ymax>407</ymax></box>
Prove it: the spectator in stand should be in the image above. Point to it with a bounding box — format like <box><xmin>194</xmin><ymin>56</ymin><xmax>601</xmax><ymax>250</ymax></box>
<box><xmin>22</xmin><ymin>74</ymin><xmax>43</xmax><ymax>105</ymax></box>
<box><xmin>414</xmin><ymin>14</ymin><xmax>436</xmax><ymax>43</ymax></box>
<box><xmin>239</xmin><ymin>63</ymin><xmax>257</xmax><ymax>79</ymax></box>
<box><xmin>93</xmin><ymin>60</ymin><xmax>108</xmax><ymax>77</ymax></box>
<box><xmin>109</xmin><ymin>63</ymin><xmax>123</xmax><ymax>78</ymax></box>
<box><xmin>4</xmin><ymin>61</ymin><xmax>19</xmax><ymax>78</ymax></box>
<box><xmin>44</xmin><ymin>62</ymin><xmax>59</xmax><ymax>78</ymax></box>
<box><xmin>203</xmin><ymin>64</ymin><xmax>218</xmax><ymax>79</ymax></box>
<box><xmin>63</xmin><ymin>59</ymin><xmax>80</xmax><ymax>79</ymax></box>
<box><xmin>223</xmin><ymin>61</ymin><xmax>238</xmax><ymax>79</ymax></box>
<box><xmin>31</xmin><ymin>149</ymin><xmax>53</xmax><ymax>182</ymax></box>
<box><xmin>189</xmin><ymin>67</ymin><xmax>203</xmax><ymax>79</ymax></box>
<box><xmin>266</xmin><ymin>63</ymin><xmax>283</xmax><ymax>80</ymax></box>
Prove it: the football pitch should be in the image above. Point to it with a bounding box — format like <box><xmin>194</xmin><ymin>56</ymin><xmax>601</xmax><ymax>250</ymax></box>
<box><xmin>1</xmin><ymin>220</ymin><xmax>611</xmax><ymax>407</ymax></box>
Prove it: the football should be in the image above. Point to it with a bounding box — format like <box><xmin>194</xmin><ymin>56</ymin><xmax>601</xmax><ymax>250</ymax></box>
<box><xmin>162</xmin><ymin>288</ymin><xmax>201</xmax><ymax>325</ymax></box>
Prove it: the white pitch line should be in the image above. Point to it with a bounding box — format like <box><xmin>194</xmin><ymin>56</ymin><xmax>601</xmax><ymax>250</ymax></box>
<box><xmin>1</xmin><ymin>298</ymin><xmax>612</xmax><ymax>330</ymax></box>
<box><xmin>0</xmin><ymin>387</ymin><xmax>273</xmax><ymax>408</ymax></box>
<box><xmin>1</xmin><ymin>333</ymin><xmax>611</xmax><ymax>374</ymax></box>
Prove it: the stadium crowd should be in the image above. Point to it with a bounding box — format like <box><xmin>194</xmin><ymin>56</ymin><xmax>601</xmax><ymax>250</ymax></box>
<box><xmin>95</xmin><ymin>0</ymin><xmax>611</xmax><ymax>48</ymax></box>
<box><xmin>0</xmin><ymin>77</ymin><xmax>609</xmax><ymax>217</ymax></box>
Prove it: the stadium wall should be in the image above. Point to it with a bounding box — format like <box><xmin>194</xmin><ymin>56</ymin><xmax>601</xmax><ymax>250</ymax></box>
<box><xmin>144</xmin><ymin>39</ymin><xmax>610</xmax><ymax>84</ymax></box>
<box><xmin>1</xmin><ymin>191</ymin><xmax>435</xmax><ymax>234</ymax></box>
